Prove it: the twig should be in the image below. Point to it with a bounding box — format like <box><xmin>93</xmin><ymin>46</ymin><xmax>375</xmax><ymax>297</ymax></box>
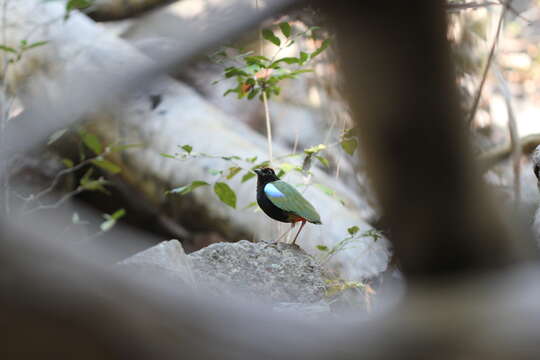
<box><xmin>23</xmin><ymin>187</ymin><xmax>85</xmax><ymax>215</ymax></box>
<box><xmin>255</xmin><ymin>0</ymin><xmax>263</xmax><ymax>55</ymax></box>
<box><xmin>31</xmin><ymin>157</ymin><xmax>95</xmax><ymax>203</ymax></box>
<box><xmin>292</xmin><ymin>130</ymin><xmax>299</xmax><ymax>155</ymax></box>
<box><xmin>479</xmin><ymin>133</ymin><xmax>540</xmax><ymax>169</ymax></box>
<box><xmin>466</xmin><ymin>2</ymin><xmax>507</xmax><ymax>125</ymax></box>
<box><xmin>495</xmin><ymin>0</ymin><xmax>531</xmax><ymax>24</ymax></box>
<box><xmin>493</xmin><ymin>64</ymin><xmax>520</xmax><ymax>207</ymax></box>
<box><xmin>262</xmin><ymin>90</ymin><xmax>273</xmax><ymax>166</ymax></box>
<box><xmin>255</xmin><ymin>0</ymin><xmax>273</xmax><ymax>166</ymax></box>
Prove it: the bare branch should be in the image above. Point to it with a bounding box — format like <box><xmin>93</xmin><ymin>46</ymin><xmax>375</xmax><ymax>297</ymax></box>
<box><xmin>31</xmin><ymin>157</ymin><xmax>95</xmax><ymax>203</ymax></box>
<box><xmin>466</xmin><ymin>3</ymin><xmax>507</xmax><ymax>125</ymax></box>
<box><xmin>493</xmin><ymin>64</ymin><xmax>520</xmax><ymax>207</ymax></box>
<box><xmin>23</xmin><ymin>186</ymin><xmax>85</xmax><ymax>215</ymax></box>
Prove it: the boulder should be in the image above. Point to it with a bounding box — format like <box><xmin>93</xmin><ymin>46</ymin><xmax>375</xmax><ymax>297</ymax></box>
<box><xmin>118</xmin><ymin>240</ymin><xmax>333</xmax><ymax>314</ymax></box>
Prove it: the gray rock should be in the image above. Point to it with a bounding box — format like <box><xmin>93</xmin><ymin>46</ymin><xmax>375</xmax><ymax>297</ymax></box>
<box><xmin>118</xmin><ymin>239</ymin><xmax>196</xmax><ymax>286</ymax></box>
<box><xmin>189</xmin><ymin>240</ymin><xmax>330</xmax><ymax>304</ymax></box>
<box><xmin>118</xmin><ymin>240</ymin><xmax>331</xmax><ymax>306</ymax></box>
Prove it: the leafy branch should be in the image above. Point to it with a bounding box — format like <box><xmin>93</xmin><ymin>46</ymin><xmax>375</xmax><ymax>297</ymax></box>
<box><xmin>316</xmin><ymin>225</ymin><xmax>383</xmax><ymax>263</ymax></box>
<box><xmin>212</xmin><ymin>23</ymin><xmax>329</xmax><ymax>101</ymax></box>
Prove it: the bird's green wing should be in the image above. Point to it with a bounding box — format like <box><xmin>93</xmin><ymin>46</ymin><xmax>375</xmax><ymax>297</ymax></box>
<box><xmin>265</xmin><ymin>180</ymin><xmax>321</xmax><ymax>223</ymax></box>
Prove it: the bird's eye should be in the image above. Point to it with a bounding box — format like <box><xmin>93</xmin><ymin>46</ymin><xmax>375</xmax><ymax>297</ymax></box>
<box><xmin>535</xmin><ymin>165</ymin><xmax>540</xmax><ymax>180</ymax></box>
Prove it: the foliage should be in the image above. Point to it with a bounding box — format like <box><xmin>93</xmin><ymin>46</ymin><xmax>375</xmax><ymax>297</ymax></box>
<box><xmin>100</xmin><ymin>208</ymin><xmax>126</xmax><ymax>232</ymax></box>
<box><xmin>161</xmin><ymin>143</ymin><xmax>346</xmax><ymax>210</ymax></box>
<box><xmin>316</xmin><ymin>225</ymin><xmax>384</xmax><ymax>263</ymax></box>
<box><xmin>340</xmin><ymin>127</ymin><xmax>359</xmax><ymax>156</ymax></box>
<box><xmin>211</xmin><ymin>22</ymin><xmax>329</xmax><ymax>101</ymax></box>
<box><xmin>21</xmin><ymin>126</ymin><xmax>142</xmax><ymax>235</ymax></box>
<box><xmin>325</xmin><ymin>278</ymin><xmax>376</xmax><ymax>311</ymax></box>
<box><xmin>0</xmin><ymin>39</ymin><xmax>48</xmax><ymax>63</ymax></box>
<box><xmin>65</xmin><ymin>0</ymin><xmax>94</xmax><ymax>19</ymax></box>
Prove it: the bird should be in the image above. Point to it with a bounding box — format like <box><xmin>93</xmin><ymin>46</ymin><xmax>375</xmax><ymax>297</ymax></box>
<box><xmin>254</xmin><ymin>167</ymin><xmax>322</xmax><ymax>244</ymax></box>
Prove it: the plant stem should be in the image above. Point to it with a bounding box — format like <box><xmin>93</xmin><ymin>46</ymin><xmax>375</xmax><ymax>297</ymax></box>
<box><xmin>255</xmin><ymin>0</ymin><xmax>273</xmax><ymax>166</ymax></box>
<box><xmin>466</xmin><ymin>3</ymin><xmax>506</xmax><ymax>125</ymax></box>
<box><xmin>262</xmin><ymin>90</ymin><xmax>273</xmax><ymax>165</ymax></box>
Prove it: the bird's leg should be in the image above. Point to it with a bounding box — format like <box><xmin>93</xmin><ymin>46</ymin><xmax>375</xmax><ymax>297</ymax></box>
<box><xmin>291</xmin><ymin>220</ymin><xmax>306</xmax><ymax>245</ymax></box>
<box><xmin>274</xmin><ymin>222</ymin><xmax>294</xmax><ymax>243</ymax></box>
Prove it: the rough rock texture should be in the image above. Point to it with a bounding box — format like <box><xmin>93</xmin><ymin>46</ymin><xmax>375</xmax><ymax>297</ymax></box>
<box><xmin>118</xmin><ymin>240</ymin><xmax>331</xmax><ymax>306</ymax></box>
<box><xmin>118</xmin><ymin>239</ymin><xmax>196</xmax><ymax>285</ymax></box>
<box><xmin>190</xmin><ymin>240</ymin><xmax>329</xmax><ymax>303</ymax></box>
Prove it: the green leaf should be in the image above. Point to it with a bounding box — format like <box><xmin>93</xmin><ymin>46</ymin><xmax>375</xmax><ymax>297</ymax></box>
<box><xmin>245</xmin><ymin>55</ymin><xmax>270</xmax><ymax>62</ymax></box>
<box><xmin>80</xmin><ymin>168</ymin><xmax>94</xmax><ymax>185</ymax></box>
<box><xmin>214</xmin><ymin>182</ymin><xmax>237</xmax><ymax>208</ymax></box>
<box><xmin>299</xmin><ymin>51</ymin><xmax>309</xmax><ymax>64</ymax></box>
<box><xmin>347</xmin><ymin>226</ymin><xmax>360</xmax><ymax>235</ymax></box>
<box><xmin>181</xmin><ymin>145</ymin><xmax>193</xmax><ymax>154</ymax></box>
<box><xmin>311</xmin><ymin>39</ymin><xmax>330</xmax><ymax>59</ymax></box>
<box><xmin>208</xmin><ymin>169</ymin><xmax>222</xmax><ymax>176</ymax></box>
<box><xmin>25</xmin><ymin>41</ymin><xmax>48</xmax><ymax>50</ymax></box>
<box><xmin>91</xmin><ymin>159</ymin><xmax>122</xmax><ymax>174</ymax></box>
<box><xmin>302</xmin><ymin>155</ymin><xmax>312</xmax><ymax>173</ymax></box>
<box><xmin>341</xmin><ymin>138</ymin><xmax>358</xmax><ymax>156</ymax></box>
<box><xmin>223</xmin><ymin>88</ymin><xmax>238</xmax><ymax>97</ymax></box>
<box><xmin>62</xmin><ymin>158</ymin><xmax>74</xmax><ymax>168</ymax></box>
<box><xmin>160</xmin><ymin>153</ymin><xmax>176</xmax><ymax>159</ymax></box>
<box><xmin>304</xmin><ymin>144</ymin><xmax>327</xmax><ymax>155</ymax></box>
<box><xmin>290</xmin><ymin>69</ymin><xmax>314</xmax><ymax>76</ymax></box>
<box><xmin>252</xmin><ymin>160</ymin><xmax>270</xmax><ymax>170</ymax></box>
<box><xmin>79</xmin><ymin>130</ymin><xmax>102</xmax><ymax>155</ymax></box>
<box><xmin>279</xmin><ymin>22</ymin><xmax>291</xmax><ymax>38</ymax></box>
<box><xmin>279</xmin><ymin>162</ymin><xmax>298</xmax><ymax>174</ymax></box>
<box><xmin>316</xmin><ymin>245</ymin><xmax>329</xmax><ymax>251</ymax></box>
<box><xmin>226</xmin><ymin>167</ymin><xmax>242</xmax><ymax>180</ymax></box>
<box><xmin>273</xmin><ymin>57</ymin><xmax>300</xmax><ymax>65</ymax></box>
<box><xmin>314</xmin><ymin>183</ymin><xmax>334</xmax><ymax>196</ymax></box>
<box><xmin>241</xmin><ymin>171</ymin><xmax>256</xmax><ymax>183</ymax></box>
<box><xmin>225</xmin><ymin>67</ymin><xmax>248</xmax><ymax>78</ymax></box>
<box><xmin>80</xmin><ymin>177</ymin><xmax>110</xmax><ymax>193</ymax></box>
<box><xmin>222</xmin><ymin>155</ymin><xmax>242</xmax><ymax>161</ymax></box>
<box><xmin>244</xmin><ymin>55</ymin><xmax>269</xmax><ymax>67</ymax></box>
<box><xmin>0</xmin><ymin>45</ymin><xmax>16</xmax><ymax>53</ymax></box>
<box><xmin>243</xmin><ymin>201</ymin><xmax>258</xmax><ymax>210</ymax></box>
<box><xmin>315</xmin><ymin>155</ymin><xmax>329</xmax><ymax>168</ymax></box>
<box><xmin>343</xmin><ymin>127</ymin><xmax>356</xmax><ymax>139</ymax></box>
<box><xmin>47</xmin><ymin>128</ymin><xmax>67</xmax><ymax>145</ymax></box>
<box><xmin>100</xmin><ymin>219</ymin><xmax>116</xmax><ymax>232</ymax></box>
<box><xmin>262</xmin><ymin>29</ymin><xmax>281</xmax><ymax>46</ymax></box>
<box><xmin>66</xmin><ymin>0</ymin><xmax>92</xmax><ymax>11</ymax></box>
<box><xmin>247</xmin><ymin>88</ymin><xmax>260</xmax><ymax>100</ymax></box>
<box><xmin>167</xmin><ymin>180</ymin><xmax>209</xmax><ymax>195</ymax></box>
<box><xmin>110</xmin><ymin>208</ymin><xmax>126</xmax><ymax>220</ymax></box>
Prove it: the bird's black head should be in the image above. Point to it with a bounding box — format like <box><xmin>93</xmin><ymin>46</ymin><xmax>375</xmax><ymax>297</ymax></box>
<box><xmin>254</xmin><ymin>167</ymin><xmax>280</xmax><ymax>183</ymax></box>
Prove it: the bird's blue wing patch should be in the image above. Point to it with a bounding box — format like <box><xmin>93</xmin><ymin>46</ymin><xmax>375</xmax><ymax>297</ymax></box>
<box><xmin>264</xmin><ymin>183</ymin><xmax>285</xmax><ymax>198</ymax></box>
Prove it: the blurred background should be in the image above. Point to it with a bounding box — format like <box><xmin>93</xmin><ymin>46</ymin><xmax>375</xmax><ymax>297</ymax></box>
<box><xmin>3</xmin><ymin>0</ymin><xmax>540</xmax><ymax>358</ymax></box>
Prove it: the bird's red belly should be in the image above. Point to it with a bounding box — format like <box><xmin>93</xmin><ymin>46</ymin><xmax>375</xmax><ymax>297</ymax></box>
<box><xmin>287</xmin><ymin>214</ymin><xmax>306</xmax><ymax>223</ymax></box>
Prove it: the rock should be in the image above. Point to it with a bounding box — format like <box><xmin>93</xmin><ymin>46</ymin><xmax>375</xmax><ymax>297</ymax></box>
<box><xmin>118</xmin><ymin>240</ymin><xmax>331</xmax><ymax>306</ymax></box>
<box><xmin>189</xmin><ymin>240</ymin><xmax>329</xmax><ymax>304</ymax></box>
<box><xmin>118</xmin><ymin>239</ymin><xmax>196</xmax><ymax>286</ymax></box>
